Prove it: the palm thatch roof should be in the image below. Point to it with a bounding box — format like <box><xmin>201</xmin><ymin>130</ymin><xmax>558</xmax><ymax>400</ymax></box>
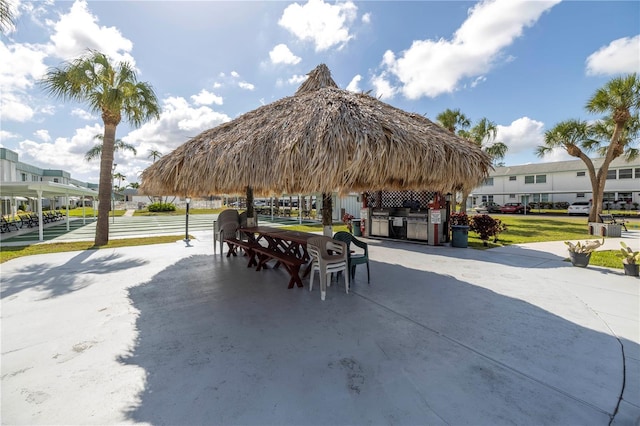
<box><xmin>140</xmin><ymin>64</ymin><xmax>492</xmax><ymax>197</ymax></box>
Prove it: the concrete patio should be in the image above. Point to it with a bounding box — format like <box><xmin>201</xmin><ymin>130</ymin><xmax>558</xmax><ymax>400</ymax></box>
<box><xmin>1</xmin><ymin>229</ymin><xmax>639</xmax><ymax>425</ymax></box>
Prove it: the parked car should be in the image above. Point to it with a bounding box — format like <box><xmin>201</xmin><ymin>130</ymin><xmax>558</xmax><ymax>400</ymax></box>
<box><xmin>500</xmin><ymin>202</ymin><xmax>531</xmax><ymax>214</ymax></box>
<box><xmin>474</xmin><ymin>202</ymin><xmax>502</xmax><ymax>213</ymax></box>
<box><xmin>567</xmin><ymin>201</ymin><xmax>591</xmax><ymax>216</ymax></box>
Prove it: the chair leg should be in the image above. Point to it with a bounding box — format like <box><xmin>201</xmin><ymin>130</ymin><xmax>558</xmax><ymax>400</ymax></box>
<box><xmin>344</xmin><ymin>266</ymin><xmax>349</xmax><ymax>295</ymax></box>
<box><xmin>309</xmin><ymin>269</ymin><xmax>316</xmax><ymax>293</ymax></box>
<box><xmin>321</xmin><ymin>272</ymin><xmax>328</xmax><ymax>301</ymax></box>
<box><xmin>366</xmin><ymin>262</ymin><xmax>370</xmax><ymax>284</ymax></box>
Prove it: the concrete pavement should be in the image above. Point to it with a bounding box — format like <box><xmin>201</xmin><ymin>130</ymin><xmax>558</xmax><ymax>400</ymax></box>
<box><xmin>1</xmin><ymin>226</ymin><xmax>639</xmax><ymax>425</ymax></box>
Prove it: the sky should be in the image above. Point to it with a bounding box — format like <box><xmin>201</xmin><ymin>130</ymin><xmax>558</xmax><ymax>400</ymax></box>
<box><xmin>1</xmin><ymin>0</ymin><xmax>639</xmax><ymax>186</ymax></box>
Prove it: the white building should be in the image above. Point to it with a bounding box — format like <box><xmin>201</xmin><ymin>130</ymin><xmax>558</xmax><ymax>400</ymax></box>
<box><xmin>469</xmin><ymin>157</ymin><xmax>640</xmax><ymax>209</ymax></box>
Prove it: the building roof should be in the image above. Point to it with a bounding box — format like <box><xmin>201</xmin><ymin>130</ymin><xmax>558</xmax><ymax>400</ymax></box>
<box><xmin>491</xmin><ymin>157</ymin><xmax>640</xmax><ymax>176</ymax></box>
<box><xmin>0</xmin><ymin>181</ymin><xmax>98</xmax><ymax>199</ymax></box>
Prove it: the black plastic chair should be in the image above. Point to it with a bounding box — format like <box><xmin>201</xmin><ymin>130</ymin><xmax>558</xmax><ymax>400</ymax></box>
<box><xmin>333</xmin><ymin>231</ymin><xmax>370</xmax><ymax>283</ymax></box>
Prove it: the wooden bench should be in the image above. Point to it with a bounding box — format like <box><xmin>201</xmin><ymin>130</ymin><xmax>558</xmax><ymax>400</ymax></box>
<box><xmin>599</xmin><ymin>214</ymin><xmax>628</xmax><ymax>231</ymax></box>
<box><xmin>253</xmin><ymin>246</ymin><xmax>306</xmax><ymax>289</ymax></box>
<box><xmin>223</xmin><ymin>237</ymin><xmax>262</xmax><ymax>268</ymax></box>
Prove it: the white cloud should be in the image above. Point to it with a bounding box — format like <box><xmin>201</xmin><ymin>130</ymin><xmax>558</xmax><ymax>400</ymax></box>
<box><xmin>0</xmin><ymin>92</ymin><xmax>35</xmax><ymax>122</ymax></box>
<box><xmin>125</xmin><ymin>96</ymin><xmax>230</xmax><ymax>154</ymax></box>
<box><xmin>269</xmin><ymin>43</ymin><xmax>302</xmax><ymax>65</ymax></box>
<box><xmin>362</xmin><ymin>13</ymin><xmax>371</xmax><ymax>24</ymax></box>
<box><xmin>34</xmin><ymin>129</ymin><xmax>52</xmax><ymax>142</ymax></box>
<box><xmin>346</xmin><ymin>74</ymin><xmax>361</xmax><ymax>92</ymax></box>
<box><xmin>371</xmin><ymin>73</ymin><xmax>396</xmax><ymax>100</ymax></box>
<box><xmin>238</xmin><ymin>81</ymin><xmax>255</xmax><ymax>90</ymax></box>
<box><xmin>191</xmin><ymin>89</ymin><xmax>223</xmax><ymax>106</ymax></box>
<box><xmin>17</xmin><ymin>123</ymin><xmax>104</xmax><ymax>179</ymax></box>
<box><xmin>279</xmin><ymin>0</ymin><xmax>358</xmax><ymax>51</ymax></box>
<box><xmin>497</xmin><ymin>116</ymin><xmax>545</xmax><ymax>155</ymax></box>
<box><xmin>71</xmin><ymin>108</ymin><xmax>95</xmax><ymax>120</ymax></box>
<box><xmin>377</xmin><ymin>0</ymin><xmax>560</xmax><ymax>99</ymax></box>
<box><xmin>288</xmin><ymin>74</ymin><xmax>307</xmax><ymax>85</ymax></box>
<box><xmin>231</xmin><ymin>71</ymin><xmax>240</xmax><ymax>78</ymax></box>
<box><xmin>0</xmin><ymin>130</ymin><xmax>18</xmax><ymax>145</ymax></box>
<box><xmin>46</xmin><ymin>0</ymin><xmax>135</xmax><ymax>65</ymax></box>
<box><xmin>585</xmin><ymin>35</ymin><xmax>640</xmax><ymax>76</ymax></box>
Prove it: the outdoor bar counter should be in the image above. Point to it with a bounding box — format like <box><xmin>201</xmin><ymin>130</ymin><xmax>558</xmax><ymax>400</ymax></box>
<box><xmin>363</xmin><ymin>191</ymin><xmax>449</xmax><ymax>246</ymax></box>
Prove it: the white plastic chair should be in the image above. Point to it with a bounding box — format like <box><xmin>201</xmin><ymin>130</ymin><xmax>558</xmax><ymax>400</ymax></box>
<box><xmin>307</xmin><ymin>236</ymin><xmax>349</xmax><ymax>301</ymax></box>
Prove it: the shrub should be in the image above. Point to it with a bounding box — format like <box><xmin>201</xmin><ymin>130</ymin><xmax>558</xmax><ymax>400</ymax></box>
<box><xmin>450</xmin><ymin>212</ymin><xmax>469</xmax><ymax>226</ymax></box>
<box><xmin>470</xmin><ymin>214</ymin><xmax>507</xmax><ymax>246</ymax></box>
<box><xmin>147</xmin><ymin>202</ymin><xmax>176</xmax><ymax>212</ymax></box>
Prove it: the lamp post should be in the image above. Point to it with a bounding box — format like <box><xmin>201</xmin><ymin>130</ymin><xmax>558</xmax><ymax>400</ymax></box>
<box><xmin>111</xmin><ymin>163</ymin><xmax>117</xmax><ymax>224</ymax></box>
<box><xmin>184</xmin><ymin>197</ymin><xmax>191</xmax><ymax>243</ymax></box>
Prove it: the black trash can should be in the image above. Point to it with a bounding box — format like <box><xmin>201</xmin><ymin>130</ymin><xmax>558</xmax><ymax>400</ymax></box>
<box><xmin>352</xmin><ymin>219</ymin><xmax>362</xmax><ymax>236</ymax></box>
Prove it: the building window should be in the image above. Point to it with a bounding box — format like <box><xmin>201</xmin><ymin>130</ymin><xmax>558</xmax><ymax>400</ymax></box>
<box><xmin>619</xmin><ymin>168</ymin><xmax>632</xmax><ymax>179</ymax></box>
<box><xmin>53</xmin><ymin>178</ymin><xmax>59</xmax><ymax>183</ymax></box>
<box><xmin>32</xmin><ymin>175</ymin><xmax>39</xmax><ymax>181</ymax></box>
<box><xmin>508</xmin><ymin>176</ymin><xmax>516</xmax><ymax>181</ymax></box>
<box><xmin>635</xmin><ymin>168</ymin><xmax>640</xmax><ymax>178</ymax></box>
<box><xmin>20</xmin><ymin>173</ymin><xmax>27</xmax><ymax>181</ymax></box>
<box><xmin>576</xmin><ymin>193</ymin><xmax>585</xmax><ymax>198</ymax></box>
<box><xmin>481</xmin><ymin>195</ymin><xmax>495</xmax><ymax>203</ymax></box>
<box><xmin>524</xmin><ymin>175</ymin><xmax>534</xmax><ymax>184</ymax></box>
<box><xmin>509</xmin><ymin>194</ymin><xmax>516</xmax><ymax>199</ymax></box>
<box><xmin>618</xmin><ymin>192</ymin><xmax>632</xmax><ymax>203</ymax></box>
<box><xmin>576</xmin><ymin>171</ymin><xmax>585</xmax><ymax>177</ymax></box>
<box><xmin>536</xmin><ymin>175</ymin><xmax>546</xmax><ymax>183</ymax></box>
<box><xmin>603</xmin><ymin>192</ymin><xmax>615</xmax><ymax>202</ymax></box>
<box><xmin>606</xmin><ymin>169</ymin><xmax>617</xmax><ymax>180</ymax></box>
<box><xmin>483</xmin><ymin>177</ymin><xmax>494</xmax><ymax>186</ymax></box>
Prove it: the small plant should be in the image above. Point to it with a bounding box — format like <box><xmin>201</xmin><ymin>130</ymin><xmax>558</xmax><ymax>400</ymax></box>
<box><xmin>450</xmin><ymin>212</ymin><xmax>469</xmax><ymax>226</ymax></box>
<box><xmin>617</xmin><ymin>242</ymin><xmax>640</xmax><ymax>265</ymax></box>
<box><xmin>147</xmin><ymin>202</ymin><xmax>176</xmax><ymax>212</ymax></box>
<box><xmin>564</xmin><ymin>238</ymin><xmax>604</xmax><ymax>254</ymax></box>
<box><xmin>469</xmin><ymin>214</ymin><xmax>507</xmax><ymax>246</ymax></box>
<box><xmin>342</xmin><ymin>212</ymin><xmax>354</xmax><ymax>233</ymax></box>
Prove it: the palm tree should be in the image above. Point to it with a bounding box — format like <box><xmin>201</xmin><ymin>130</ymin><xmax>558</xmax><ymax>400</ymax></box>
<box><xmin>0</xmin><ymin>0</ymin><xmax>15</xmax><ymax>34</ymax></box>
<box><xmin>40</xmin><ymin>50</ymin><xmax>160</xmax><ymax>245</ymax></box>
<box><xmin>148</xmin><ymin>149</ymin><xmax>162</xmax><ymax>162</ymax></box>
<box><xmin>537</xmin><ymin>73</ymin><xmax>639</xmax><ymax>222</ymax></box>
<box><xmin>85</xmin><ymin>134</ymin><xmax>137</xmax><ymax>161</ymax></box>
<box><xmin>113</xmin><ymin>172</ymin><xmax>126</xmax><ymax>192</ymax></box>
<box><xmin>128</xmin><ymin>182</ymin><xmax>140</xmax><ymax>189</ymax></box>
<box><xmin>460</xmin><ymin>117</ymin><xmax>508</xmax><ymax>165</ymax></box>
<box><xmin>436</xmin><ymin>108</ymin><xmax>470</xmax><ymax>133</ymax></box>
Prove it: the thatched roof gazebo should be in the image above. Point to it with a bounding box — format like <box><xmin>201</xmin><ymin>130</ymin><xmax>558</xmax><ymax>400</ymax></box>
<box><xmin>140</xmin><ymin>64</ymin><xmax>491</xmax><ymax>227</ymax></box>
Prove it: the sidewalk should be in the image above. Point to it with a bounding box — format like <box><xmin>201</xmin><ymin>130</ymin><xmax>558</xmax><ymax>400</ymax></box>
<box><xmin>1</xmin><ymin>226</ymin><xmax>638</xmax><ymax>425</ymax></box>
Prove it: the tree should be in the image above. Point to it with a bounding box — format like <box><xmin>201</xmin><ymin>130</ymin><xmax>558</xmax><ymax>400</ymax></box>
<box><xmin>148</xmin><ymin>149</ymin><xmax>162</xmax><ymax>162</ymax></box>
<box><xmin>41</xmin><ymin>50</ymin><xmax>160</xmax><ymax>245</ymax></box>
<box><xmin>0</xmin><ymin>0</ymin><xmax>15</xmax><ymax>34</ymax></box>
<box><xmin>85</xmin><ymin>134</ymin><xmax>137</xmax><ymax>162</ymax></box>
<box><xmin>436</xmin><ymin>108</ymin><xmax>470</xmax><ymax>133</ymax></box>
<box><xmin>113</xmin><ymin>172</ymin><xmax>126</xmax><ymax>192</ymax></box>
<box><xmin>459</xmin><ymin>117</ymin><xmax>508</xmax><ymax>165</ymax></box>
<box><xmin>537</xmin><ymin>73</ymin><xmax>640</xmax><ymax>222</ymax></box>
<box><xmin>128</xmin><ymin>182</ymin><xmax>140</xmax><ymax>189</ymax></box>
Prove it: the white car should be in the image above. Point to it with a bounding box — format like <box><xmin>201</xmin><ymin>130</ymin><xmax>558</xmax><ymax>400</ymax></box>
<box><xmin>567</xmin><ymin>201</ymin><xmax>591</xmax><ymax>215</ymax></box>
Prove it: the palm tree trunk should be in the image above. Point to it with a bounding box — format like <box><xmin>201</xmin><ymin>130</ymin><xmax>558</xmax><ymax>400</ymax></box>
<box><xmin>95</xmin><ymin>124</ymin><xmax>116</xmax><ymax>246</ymax></box>
<box><xmin>322</xmin><ymin>192</ymin><xmax>332</xmax><ymax>236</ymax></box>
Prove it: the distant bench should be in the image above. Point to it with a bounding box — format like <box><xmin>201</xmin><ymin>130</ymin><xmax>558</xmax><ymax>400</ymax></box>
<box><xmin>599</xmin><ymin>214</ymin><xmax>628</xmax><ymax>232</ymax></box>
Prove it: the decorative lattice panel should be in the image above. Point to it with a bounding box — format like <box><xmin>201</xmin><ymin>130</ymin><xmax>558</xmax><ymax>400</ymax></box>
<box><xmin>364</xmin><ymin>191</ymin><xmax>438</xmax><ymax>209</ymax></box>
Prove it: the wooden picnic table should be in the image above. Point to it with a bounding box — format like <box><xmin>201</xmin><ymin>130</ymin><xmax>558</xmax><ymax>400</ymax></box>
<box><xmin>238</xmin><ymin>227</ymin><xmax>317</xmax><ymax>288</ymax></box>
